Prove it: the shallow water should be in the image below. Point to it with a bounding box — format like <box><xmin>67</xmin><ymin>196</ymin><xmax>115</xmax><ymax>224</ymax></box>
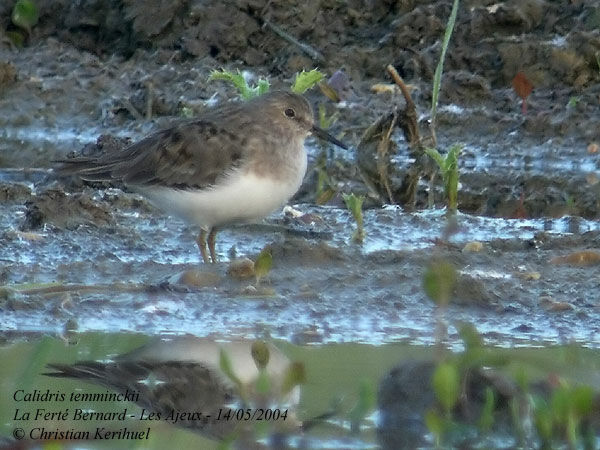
<box><xmin>2</xmin><ymin>333</ymin><xmax>598</xmax><ymax>449</ymax></box>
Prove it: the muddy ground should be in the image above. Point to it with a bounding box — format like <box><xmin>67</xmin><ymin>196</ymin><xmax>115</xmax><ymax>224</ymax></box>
<box><xmin>0</xmin><ymin>0</ymin><xmax>599</xmax><ymax>383</ymax></box>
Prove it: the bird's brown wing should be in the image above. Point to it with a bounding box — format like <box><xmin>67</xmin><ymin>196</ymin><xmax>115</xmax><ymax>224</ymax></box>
<box><xmin>45</xmin><ymin>361</ymin><xmax>236</xmax><ymax>435</ymax></box>
<box><xmin>57</xmin><ymin>114</ymin><xmax>251</xmax><ymax>190</ymax></box>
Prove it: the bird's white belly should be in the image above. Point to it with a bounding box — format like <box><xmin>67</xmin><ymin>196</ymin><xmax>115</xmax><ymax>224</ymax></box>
<box><xmin>142</xmin><ymin>167</ymin><xmax>306</xmax><ymax>229</ymax></box>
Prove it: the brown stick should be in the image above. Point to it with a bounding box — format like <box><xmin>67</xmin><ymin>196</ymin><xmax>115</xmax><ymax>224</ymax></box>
<box><xmin>386</xmin><ymin>64</ymin><xmax>422</xmax><ymax>151</ymax></box>
<box><xmin>386</xmin><ymin>64</ymin><xmax>416</xmax><ymax>111</ymax></box>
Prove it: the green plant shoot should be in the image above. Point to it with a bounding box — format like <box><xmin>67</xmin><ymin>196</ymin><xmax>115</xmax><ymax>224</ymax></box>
<box><xmin>425</xmin><ymin>408</ymin><xmax>445</xmax><ymax>447</ymax></box>
<box><xmin>281</xmin><ymin>362</ymin><xmax>306</xmax><ymax>396</ymax></box>
<box><xmin>478</xmin><ymin>387</ymin><xmax>495</xmax><ymax>431</ymax></box>
<box><xmin>12</xmin><ymin>0</ymin><xmax>39</xmax><ymax>34</ymax></box>
<box><xmin>318</xmin><ymin>103</ymin><xmax>339</xmax><ymax>130</ymax></box>
<box><xmin>349</xmin><ymin>379</ymin><xmax>376</xmax><ymax>433</ymax></box>
<box><xmin>423</xmin><ymin>260</ymin><xmax>457</xmax><ymax>306</ymax></box>
<box><xmin>533</xmin><ymin>397</ymin><xmax>553</xmax><ymax>445</ymax></box>
<box><xmin>315</xmin><ymin>165</ymin><xmax>336</xmax><ymax>205</ymax></box>
<box><xmin>430</xmin><ymin>0</ymin><xmax>460</xmax><ymax>132</ymax></box>
<box><xmin>219</xmin><ymin>348</ymin><xmax>245</xmax><ymax>401</ymax></box>
<box><xmin>208</xmin><ymin>69</ymin><xmax>270</xmax><ymax>100</ymax></box>
<box><xmin>567</xmin><ymin>96</ymin><xmax>579</xmax><ymax>108</ymax></box>
<box><xmin>425</xmin><ymin>144</ymin><xmax>462</xmax><ymax>211</ymax></box>
<box><xmin>251</xmin><ymin>340</ymin><xmax>270</xmax><ymax>370</ymax></box>
<box><xmin>291</xmin><ymin>69</ymin><xmax>324</xmax><ymax>94</ymax></box>
<box><xmin>254</xmin><ymin>246</ymin><xmax>273</xmax><ymax>285</ymax></box>
<box><xmin>432</xmin><ymin>361</ymin><xmax>460</xmax><ymax>416</ymax></box>
<box><xmin>250</xmin><ymin>341</ymin><xmax>271</xmax><ymax>398</ymax></box>
<box><xmin>342</xmin><ymin>193</ymin><xmax>365</xmax><ymax>242</ymax></box>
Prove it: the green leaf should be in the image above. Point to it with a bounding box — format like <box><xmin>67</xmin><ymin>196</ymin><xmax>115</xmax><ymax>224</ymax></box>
<box><xmin>425</xmin><ymin>147</ymin><xmax>445</xmax><ymax>170</ymax></box>
<box><xmin>571</xmin><ymin>385</ymin><xmax>594</xmax><ymax>416</ymax></box>
<box><xmin>179</xmin><ymin>105</ymin><xmax>194</xmax><ymax>118</ymax></box>
<box><xmin>291</xmin><ymin>69</ymin><xmax>325</xmax><ymax>94</ymax></box>
<box><xmin>208</xmin><ymin>69</ymin><xmax>270</xmax><ymax>100</ymax></box>
<box><xmin>550</xmin><ymin>385</ymin><xmax>571</xmax><ymax>424</ymax></box>
<box><xmin>426</xmin><ymin>144</ymin><xmax>462</xmax><ymax>211</ymax></box>
<box><xmin>251</xmin><ymin>340</ymin><xmax>270</xmax><ymax>370</ymax></box>
<box><xmin>478</xmin><ymin>387</ymin><xmax>495</xmax><ymax>431</ymax></box>
<box><xmin>12</xmin><ymin>0</ymin><xmax>39</xmax><ymax>32</ymax></box>
<box><xmin>318</xmin><ymin>103</ymin><xmax>339</xmax><ymax>129</ymax></box>
<box><xmin>254</xmin><ymin>246</ymin><xmax>273</xmax><ymax>285</ymax></box>
<box><xmin>256</xmin><ymin>78</ymin><xmax>270</xmax><ymax>97</ymax></box>
<box><xmin>458</xmin><ymin>323</ymin><xmax>483</xmax><ymax>351</ymax></box>
<box><xmin>533</xmin><ymin>396</ymin><xmax>553</xmax><ymax>442</ymax></box>
<box><xmin>281</xmin><ymin>362</ymin><xmax>306</xmax><ymax>396</ymax></box>
<box><xmin>349</xmin><ymin>379</ymin><xmax>376</xmax><ymax>432</ymax></box>
<box><xmin>219</xmin><ymin>348</ymin><xmax>242</xmax><ymax>391</ymax></box>
<box><xmin>567</xmin><ymin>96</ymin><xmax>579</xmax><ymax>108</ymax></box>
<box><xmin>425</xmin><ymin>408</ymin><xmax>445</xmax><ymax>445</ymax></box>
<box><xmin>342</xmin><ymin>193</ymin><xmax>364</xmax><ymax>227</ymax></box>
<box><xmin>342</xmin><ymin>193</ymin><xmax>365</xmax><ymax>242</ymax></box>
<box><xmin>446</xmin><ymin>144</ymin><xmax>461</xmax><ymax>170</ymax></box>
<box><xmin>446</xmin><ymin>164</ymin><xmax>459</xmax><ymax>210</ymax></box>
<box><xmin>432</xmin><ymin>361</ymin><xmax>460</xmax><ymax>413</ymax></box>
<box><xmin>41</xmin><ymin>442</ymin><xmax>63</xmax><ymax>450</ymax></box>
<box><xmin>315</xmin><ymin>165</ymin><xmax>336</xmax><ymax>205</ymax></box>
<box><xmin>255</xmin><ymin>369</ymin><xmax>270</xmax><ymax>395</ymax></box>
<box><xmin>423</xmin><ymin>260</ymin><xmax>457</xmax><ymax>305</ymax></box>
<box><xmin>514</xmin><ymin>366</ymin><xmax>529</xmax><ymax>392</ymax></box>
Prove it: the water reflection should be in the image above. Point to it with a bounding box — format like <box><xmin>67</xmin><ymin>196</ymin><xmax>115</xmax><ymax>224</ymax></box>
<box><xmin>44</xmin><ymin>336</ymin><xmax>301</xmax><ymax>444</ymax></box>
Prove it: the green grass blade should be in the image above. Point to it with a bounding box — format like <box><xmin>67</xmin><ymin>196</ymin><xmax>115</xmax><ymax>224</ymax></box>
<box><xmin>430</xmin><ymin>0</ymin><xmax>460</xmax><ymax>125</ymax></box>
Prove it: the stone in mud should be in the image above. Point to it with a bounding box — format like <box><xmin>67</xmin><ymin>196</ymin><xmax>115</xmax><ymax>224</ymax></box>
<box><xmin>176</xmin><ymin>269</ymin><xmax>221</xmax><ymax>288</ymax></box>
<box><xmin>0</xmin><ymin>61</ymin><xmax>17</xmax><ymax>90</ymax></box>
<box><xmin>269</xmin><ymin>238</ymin><xmax>345</xmax><ymax>265</ymax></box>
<box><xmin>453</xmin><ymin>275</ymin><xmax>500</xmax><ymax>307</ymax></box>
<box><xmin>0</xmin><ymin>182</ymin><xmax>31</xmax><ymax>203</ymax></box>
<box><xmin>439</xmin><ymin>71</ymin><xmax>491</xmax><ymax>103</ymax></box>
<box><xmin>227</xmin><ymin>258</ymin><xmax>255</xmax><ymax>280</ymax></box>
<box><xmin>21</xmin><ymin>189</ymin><xmax>113</xmax><ymax>231</ymax></box>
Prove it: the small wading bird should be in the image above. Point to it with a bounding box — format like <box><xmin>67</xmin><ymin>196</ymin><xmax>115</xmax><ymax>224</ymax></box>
<box><xmin>44</xmin><ymin>337</ymin><xmax>301</xmax><ymax>441</ymax></box>
<box><xmin>56</xmin><ymin>91</ymin><xmax>347</xmax><ymax>263</ymax></box>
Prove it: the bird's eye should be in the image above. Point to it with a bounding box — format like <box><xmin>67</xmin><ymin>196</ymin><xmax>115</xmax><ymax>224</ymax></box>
<box><xmin>284</xmin><ymin>108</ymin><xmax>296</xmax><ymax>118</ymax></box>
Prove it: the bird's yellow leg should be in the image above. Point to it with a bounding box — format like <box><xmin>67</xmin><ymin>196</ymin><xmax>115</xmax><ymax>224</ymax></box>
<box><xmin>196</xmin><ymin>229</ymin><xmax>210</xmax><ymax>264</ymax></box>
<box><xmin>208</xmin><ymin>228</ymin><xmax>218</xmax><ymax>263</ymax></box>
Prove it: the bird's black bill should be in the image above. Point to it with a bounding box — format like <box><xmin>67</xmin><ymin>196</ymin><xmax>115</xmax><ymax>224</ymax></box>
<box><xmin>311</xmin><ymin>125</ymin><xmax>348</xmax><ymax>149</ymax></box>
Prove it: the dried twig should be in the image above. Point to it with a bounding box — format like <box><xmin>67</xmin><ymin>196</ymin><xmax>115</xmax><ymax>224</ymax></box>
<box><xmin>144</xmin><ymin>80</ymin><xmax>154</xmax><ymax>121</ymax></box>
<box><xmin>261</xmin><ymin>19</ymin><xmax>324</xmax><ymax>63</ymax></box>
<box><xmin>377</xmin><ymin>112</ymin><xmax>398</xmax><ymax>204</ymax></box>
<box><xmin>241</xmin><ymin>1</ymin><xmax>325</xmax><ymax>63</ymax></box>
<box><xmin>387</xmin><ymin>64</ymin><xmax>416</xmax><ymax>111</ymax></box>
<box><xmin>6</xmin><ymin>282</ymin><xmax>145</xmax><ymax>296</ymax></box>
<box><xmin>121</xmin><ymin>97</ymin><xmax>144</xmax><ymax>121</ymax></box>
<box><xmin>386</xmin><ymin>64</ymin><xmax>421</xmax><ymax>150</ymax></box>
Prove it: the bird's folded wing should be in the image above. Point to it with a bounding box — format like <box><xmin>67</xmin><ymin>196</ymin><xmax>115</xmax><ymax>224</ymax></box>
<box><xmin>57</xmin><ymin>118</ymin><xmax>250</xmax><ymax>190</ymax></box>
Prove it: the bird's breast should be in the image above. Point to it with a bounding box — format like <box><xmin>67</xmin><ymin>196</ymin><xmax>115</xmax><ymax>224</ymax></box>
<box><xmin>142</xmin><ymin>161</ymin><xmax>307</xmax><ymax>230</ymax></box>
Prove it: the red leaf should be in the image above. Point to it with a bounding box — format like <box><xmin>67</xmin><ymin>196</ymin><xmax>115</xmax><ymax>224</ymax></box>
<box><xmin>512</xmin><ymin>72</ymin><xmax>533</xmax><ymax>100</ymax></box>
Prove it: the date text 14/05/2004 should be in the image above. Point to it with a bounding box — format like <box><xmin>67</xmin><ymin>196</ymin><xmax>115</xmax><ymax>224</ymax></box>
<box><xmin>146</xmin><ymin>408</ymin><xmax>289</xmax><ymax>425</ymax></box>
